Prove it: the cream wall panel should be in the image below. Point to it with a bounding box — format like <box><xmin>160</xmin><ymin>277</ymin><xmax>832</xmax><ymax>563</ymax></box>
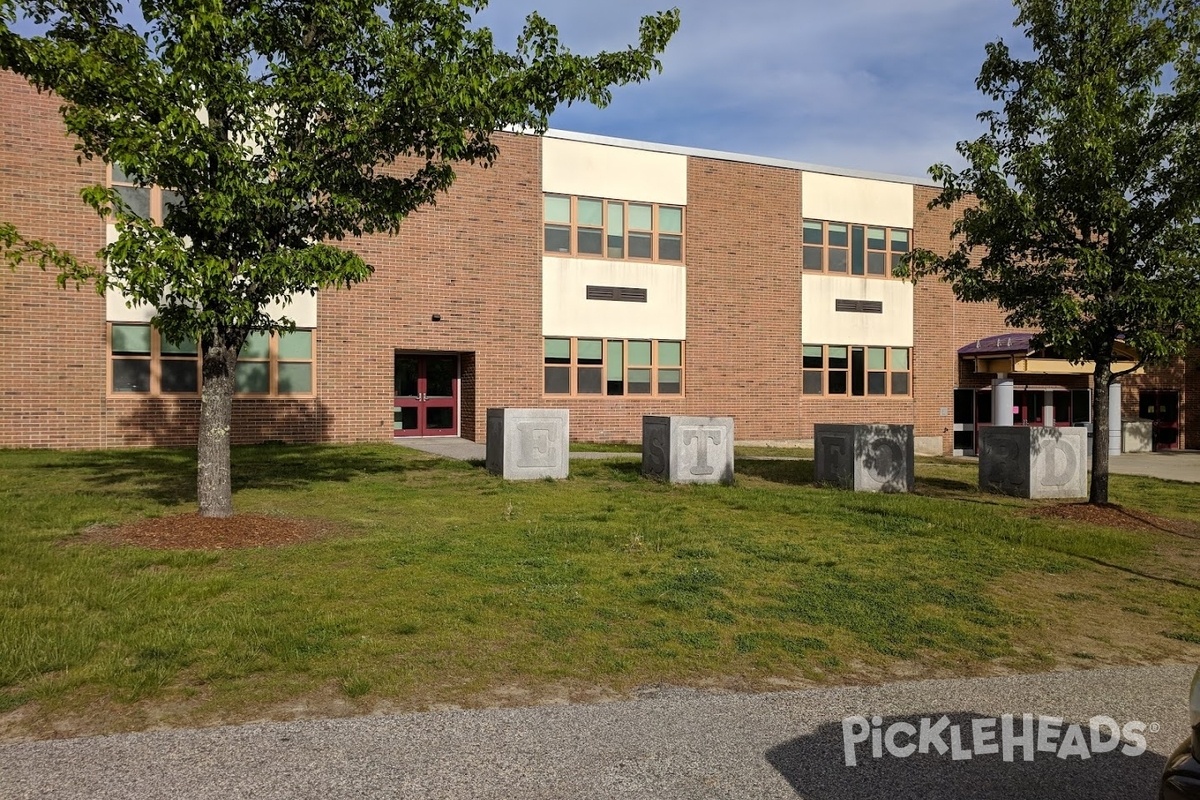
<box><xmin>542</xmin><ymin>258</ymin><xmax>686</xmax><ymax>341</ymax></box>
<box><xmin>801</xmin><ymin>172</ymin><xmax>914</xmax><ymax>229</ymax></box>
<box><xmin>801</xmin><ymin>275</ymin><xmax>913</xmax><ymax>347</ymax></box>
<box><xmin>543</xmin><ymin>138</ymin><xmax>687</xmax><ymax>205</ymax></box>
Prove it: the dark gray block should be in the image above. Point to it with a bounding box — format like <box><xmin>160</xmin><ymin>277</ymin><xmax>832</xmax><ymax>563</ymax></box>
<box><xmin>813</xmin><ymin>423</ymin><xmax>915</xmax><ymax>492</ymax></box>
<box><xmin>979</xmin><ymin>426</ymin><xmax>1086</xmax><ymax>499</ymax></box>
<box><xmin>485</xmin><ymin>409</ymin><xmax>569</xmax><ymax>480</ymax></box>
<box><xmin>642</xmin><ymin>416</ymin><xmax>735</xmax><ymax>485</ymax></box>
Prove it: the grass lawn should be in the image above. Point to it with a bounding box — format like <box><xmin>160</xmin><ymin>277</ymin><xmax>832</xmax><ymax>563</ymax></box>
<box><xmin>1</xmin><ymin>443</ymin><xmax>1198</xmax><ymax>740</ymax></box>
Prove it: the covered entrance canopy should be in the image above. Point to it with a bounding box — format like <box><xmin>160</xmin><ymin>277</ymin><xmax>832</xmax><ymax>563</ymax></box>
<box><xmin>957</xmin><ymin>333</ymin><xmax>1142</xmax><ymax>376</ymax></box>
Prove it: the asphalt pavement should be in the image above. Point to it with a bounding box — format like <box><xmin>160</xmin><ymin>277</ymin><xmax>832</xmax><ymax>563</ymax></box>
<box><xmin>2</xmin><ymin>664</ymin><xmax>1195</xmax><ymax>799</ymax></box>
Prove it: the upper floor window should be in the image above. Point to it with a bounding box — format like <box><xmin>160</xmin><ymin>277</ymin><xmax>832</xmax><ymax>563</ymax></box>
<box><xmin>109</xmin><ymin>163</ymin><xmax>180</xmax><ymax>224</ymax></box>
<box><xmin>802</xmin><ymin>344</ymin><xmax>911</xmax><ymax>397</ymax></box>
<box><xmin>802</xmin><ymin>220</ymin><xmax>909</xmax><ymax>278</ymax></box>
<box><xmin>544</xmin><ymin>194</ymin><xmax>684</xmax><ymax>263</ymax></box>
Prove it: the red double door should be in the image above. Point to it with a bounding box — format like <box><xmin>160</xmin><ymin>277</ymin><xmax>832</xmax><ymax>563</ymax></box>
<box><xmin>393</xmin><ymin>354</ymin><xmax>458</xmax><ymax>437</ymax></box>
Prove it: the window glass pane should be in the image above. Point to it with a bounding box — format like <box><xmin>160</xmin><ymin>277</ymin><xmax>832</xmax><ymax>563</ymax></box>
<box><xmin>1072</xmin><ymin>390</ymin><xmax>1091</xmax><ymax>423</ymax></box>
<box><xmin>658</xmin><ymin>369</ymin><xmax>681</xmax><ymax>394</ymax></box>
<box><xmin>544</xmin><ymin>366</ymin><xmax>570</xmax><ymax>394</ymax></box>
<box><xmin>867</xmin><ymin>372</ymin><xmax>887</xmax><ymax>395</ymax></box>
<box><xmin>112</xmin><ymin>359</ymin><xmax>150</xmax><ymax>392</ymax></box>
<box><xmin>577</xmin><ymin>228</ymin><xmax>602</xmax><ymax>255</ymax></box>
<box><xmin>161</xmin><ymin>190</ymin><xmax>183</xmax><ymax>218</ymax></box>
<box><xmin>395</xmin><ymin>407</ymin><xmax>418</xmax><ymax>431</ymax></box>
<box><xmin>953</xmin><ymin>430</ymin><xmax>975</xmax><ymax>450</ymax></box>
<box><xmin>803</xmin><ymin>221</ymin><xmax>824</xmax><ymax>245</ymax></box>
<box><xmin>828</xmin><ymin>371</ymin><xmax>848</xmax><ymax>394</ymax></box>
<box><xmin>629</xmin><ymin>204</ymin><xmax>652</xmax><ymax>230</ymax></box>
<box><xmin>161</xmin><ymin>334</ymin><xmax>196</xmax><ymax>355</ymax></box>
<box><xmin>112</xmin><ymin>324</ymin><xmax>151</xmax><ymax>355</ymax></box>
<box><xmin>803</xmin><ymin>345</ymin><xmax>823</xmax><ymax>369</ymax></box>
<box><xmin>658</xmin><ymin>341</ymin><xmax>681</xmax><ymax>367</ymax></box>
<box><xmin>891</xmin><ymin>253</ymin><xmax>904</xmax><ymax>272</ymax></box>
<box><xmin>827</xmin><ymin>223</ymin><xmax>848</xmax><ymax>247</ymax></box>
<box><xmin>828</xmin><ymin>346</ymin><xmax>848</xmax><ymax>369</ymax></box>
<box><xmin>278</xmin><ymin>363</ymin><xmax>312</xmax><ymax>394</ymax></box>
<box><xmin>544</xmin><ymin>194</ymin><xmax>571</xmax><ymax>224</ymax></box>
<box><xmin>279</xmin><ymin>330</ymin><xmax>312</xmax><ymax>360</ymax></box>
<box><xmin>544</xmin><ymin>338</ymin><xmax>571</xmax><ymax>363</ymax></box>
<box><xmin>891</xmin><ymin>372</ymin><xmax>910</xmax><ymax>396</ymax></box>
<box><xmin>628</xmin><ymin>368</ymin><xmax>651</xmax><ymax>394</ymax></box>
<box><xmin>867</xmin><ymin>252</ymin><xmax>887</xmax><ymax>275</ymax></box>
<box><xmin>628</xmin><ymin>340</ymin><xmax>652</xmax><ymax>366</ymax></box>
<box><xmin>161</xmin><ymin>360</ymin><xmax>198</xmax><ymax>393</ymax></box>
<box><xmin>803</xmin><ymin>246</ymin><xmax>824</xmax><ymax>270</ymax></box>
<box><xmin>803</xmin><ymin>371</ymin><xmax>823</xmax><ymax>394</ymax></box>
<box><xmin>891</xmin><ymin>348</ymin><xmax>910</xmax><ymax>371</ymax></box>
<box><xmin>851</xmin><ymin>348</ymin><xmax>865</xmax><ymax>396</ymax></box>
<box><xmin>606</xmin><ymin>203</ymin><xmax>624</xmax><ymax>235</ymax></box>
<box><xmin>891</xmin><ymin>230</ymin><xmax>909</xmax><ymax>252</ymax></box>
<box><xmin>236</xmin><ymin>362</ymin><xmax>270</xmax><ymax>393</ymax></box>
<box><xmin>578</xmin><ymin>198</ymin><xmax>603</xmax><ymax>227</ymax></box>
<box><xmin>867</xmin><ymin>347</ymin><xmax>886</xmax><ymax>370</ymax></box>
<box><xmin>242</xmin><ymin>331</ymin><xmax>270</xmax><ymax>359</ymax></box>
<box><xmin>851</xmin><ymin>225</ymin><xmax>865</xmax><ymax>275</ymax></box>
<box><xmin>629</xmin><ymin>232</ymin><xmax>652</xmax><ymax>259</ymax></box>
<box><xmin>659</xmin><ymin>206</ymin><xmax>683</xmax><ymax>233</ymax></box>
<box><xmin>577</xmin><ymin>367</ymin><xmax>603</xmax><ymax>394</ymax></box>
<box><xmin>828</xmin><ymin>249</ymin><xmax>848</xmax><ymax>272</ymax></box>
<box><xmin>658</xmin><ymin>234</ymin><xmax>682</xmax><ymax>262</ymax></box>
<box><xmin>545</xmin><ymin>225</ymin><xmax>571</xmax><ymax>253</ymax></box>
<box><xmin>607</xmin><ymin>236</ymin><xmax>624</xmax><ymax>259</ymax></box>
<box><xmin>114</xmin><ymin>185</ymin><xmax>151</xmax><ymax>219</ymax></box>
<box><xmin>578</xmin><ymin>339</ymin><xmax>603</xmax><ymax>363</ymax></box>
<box><xmin>111</xmin><ymin>161</ymin><xmax>134</xmax><ymax>184</ymax></box>
<box><xmin>867</xmin><ymin>227</ymin><xmax>886</xmax><ymax>250</ymax></box>
<box><xmin>607</xmin><ymin>341</ymin><xmax>623</xmax><ymax>380</ymax></box>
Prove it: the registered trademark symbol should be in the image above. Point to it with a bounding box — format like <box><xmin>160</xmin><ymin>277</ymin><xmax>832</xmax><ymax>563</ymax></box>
<box><xmin>1149</xmin><ymin>722</ymin><xmax>1161</xmax><ymax>734</ymax></box>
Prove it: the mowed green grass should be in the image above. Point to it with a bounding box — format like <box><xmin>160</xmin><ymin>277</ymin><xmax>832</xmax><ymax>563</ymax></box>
<box><xmin>1</xmin><ymin>444</ymin><xmax>1198</xmax><ymax>737</ymax></box>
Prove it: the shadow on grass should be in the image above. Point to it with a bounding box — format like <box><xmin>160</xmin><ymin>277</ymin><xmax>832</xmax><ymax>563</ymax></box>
<box><xmin>915</xmin><ymin>475</ymin><xmax>979</xmax><ymax>497</ymax></box>
<box><xmin>737</xmin><ymin>459</ymin><xmax>816</xmax><ymax>486</ymax></box>
<box><xmin>41</xmin><ymin>444</ymin><xmax>446</xmax><ymax>507</ymax></box>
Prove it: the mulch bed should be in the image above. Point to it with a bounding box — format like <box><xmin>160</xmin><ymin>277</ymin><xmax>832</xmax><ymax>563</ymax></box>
<box><xmin>1030</xmin><ymin>502</ymin><xmax>1200</xmax><ymax>537</ymax></box>
<box><xmin>82</xmin><ymin>514</ymin><xmax>332</xmax><ymax>550</ymax></box>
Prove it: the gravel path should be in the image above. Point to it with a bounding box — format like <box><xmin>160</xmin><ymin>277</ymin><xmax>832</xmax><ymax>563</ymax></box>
<box><xmin>2</xmin><ymin>665</ymin><xmax>1194</xmax><ymax>799</ymax></box>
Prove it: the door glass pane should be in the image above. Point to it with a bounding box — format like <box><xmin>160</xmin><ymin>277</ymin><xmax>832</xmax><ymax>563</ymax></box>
<box><xmin>629</xmin><ymin>340</ymin><xmax>652</xmax><ymax>366</ymax></box>
<box><xmin>112</xmin><ymin>324</ymin><xmax>151</xmax><ymax>355</ymax></box>
<box><xmin>953</xmin><ymin>389</ymin><xmax>975</xmax><ymax>424</ymax></box>
<box><xmin>1072</xmin><ymin>390</ymin><xmax>1090</xmax><ymax>423</ymax></box>
<box><xmin>242</xmin><ymin>332</ymin><xmax>270</xmax><ymax>359</ymax></box>
<box><xmin>395</xmin><ymin>356</ymin><xmax>419</xmax><ymax>396</ymax></box>
<box><xmin>394</xmin><ymin>407</ymin><xmax>418</xmax><ymax>431</ymax></box>
<box><xmin>161</xmin><ymin>360</ymin><xmax>198</xmax><ymax>393</ymax></box>
<box><xmin>236</xmin><ymin>362</ymin><xmax>269</xmax><ymax>393</ymax></box>
<box><xmin>112</xmin><ymin>359</ymin><xmax>150</xmax><ymax>392</ymax></box>
<box><xmin>544</xmin><ymin>194</ymin><xmax>571</xmax><ymax>223</ymax></box>
<box><xmin>278</xmin><ymin>363</ymin><xmax>313</xmax><ymax>394</ymax></box>
<box><xmin>426</xmin><ymin>357</ymin><xmax>456</xmax><ymax>397</ymax></box>
<box><xmin>658</xmin><ymin>369</ymin><xmax>681</xmax><ymax>395</ymax></box>
<box><xmin>803</xmin><ymin>221</ymin><xmax>824</xmax><ymax>245</ymax></box>
<box><xmin>658</xmin><ymin>341</ymin><xmax>681</xmax><ymax>367</ymax></box>
<box><xmin>659</xmin><ymin>206</ymin><xmax>683</xmax><ymax>233</ymax></box>
<box><xmin>578</xmin><ymin>198</ymin><xmax>603</xmax><ymax>226</ymax></box>
<box><xmin>629</xmin><ymin>204</ymin><xmax>652</xmax><ymax>230</ymax></box>
<box><xmin>628</xmin><ymin>368</ymin><xmax>651</xmax><ymax>394</ymax></box>
<box><xmin>426</xmin><ymin>407</ymin><xmax>454</xmax><ymax>430</ymax></box>
<box><xmin>279</xmin><ymin>330</ymin><xmax>312</xmax><ymax>360</ymax></box>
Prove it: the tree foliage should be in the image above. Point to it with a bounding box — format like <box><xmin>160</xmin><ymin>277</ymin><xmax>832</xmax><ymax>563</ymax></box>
<box><xmin>901</xmin><ymin>0</ymin><xmax>1200</xmax><ymax>502</ymax></box>
<box><xmin>0</xmin><ymin>0</ymin><xmax>679</xmax><ymax>515</ymax></box>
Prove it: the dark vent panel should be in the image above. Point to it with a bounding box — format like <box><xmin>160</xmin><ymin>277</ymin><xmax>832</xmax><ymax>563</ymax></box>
<box><xmin>835</xmin><ymin>299</ymin><xmax>883</xmax><ymax>314</ymax></box>
<box><xmin>587</xmin><ymin>285</ymin><xmax>648</xmax><ymax>303</ymax></box>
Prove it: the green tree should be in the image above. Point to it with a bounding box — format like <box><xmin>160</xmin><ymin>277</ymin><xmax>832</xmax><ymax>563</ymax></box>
<box><xmin>0</xmin><ymin>0</ymin><xmax>679</xmax><ymax>517</ymax></box>
<box><xmin>902</xmin><ymin>0</ymin><xmax>1200</xmax><ymax>503</ymax></box>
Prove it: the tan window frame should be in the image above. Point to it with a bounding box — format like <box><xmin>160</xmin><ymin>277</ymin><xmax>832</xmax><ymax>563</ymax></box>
<box><xmin>801</xmin><ymin>219</ymin><xmax>911</xmax><ymax>279</ymax></box>
<box><xmin>543</xmin><ymin>194</ymin><xmax>685</xmax><ymax>264</ymax></box>
<box><xmin>543</xmin><ymin>337</ymin><xmax>685</xmax><ymax>398</ymax></box>
<box><xmin>801</xmin><ymin>344</ymin><xmax>912</xmax><ymax>397</ymax></box>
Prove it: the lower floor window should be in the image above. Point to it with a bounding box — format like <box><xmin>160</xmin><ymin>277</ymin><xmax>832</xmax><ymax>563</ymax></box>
<box><xmin>802</xmin><ymin>344</ymin><xmax>911</xmax><ymax>397</ymax></box>
<box><xmin>109</xmin><ymin>323</ymin><xmax>314</xmax><ymax>396</ymax></box>
<box><xmin>544</xmin><ymin>337</ymin><xmax>683</xmax><ymax>396</ymax></box>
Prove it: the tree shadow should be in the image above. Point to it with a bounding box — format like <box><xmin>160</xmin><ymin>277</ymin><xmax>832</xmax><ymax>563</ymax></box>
<box><xmin>766</xmin><ymin>711</ymin><xmax>1167</xmax><ymax>800</ymax></box>
<box><xmin>737</xmin><ymin>458</ymin><xmax>816</xmax><ymax>486</ymax></box>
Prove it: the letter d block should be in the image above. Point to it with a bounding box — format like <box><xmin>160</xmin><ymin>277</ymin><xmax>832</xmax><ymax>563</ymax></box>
<box><xmin>814</xmin><ymin>424</ymin><xmax>915</xmax><ymax>493</ymax></box>
<box><xmin>979</xmin><ymin>426</ymin><xmax>1086</xmax><ymax>499</ymax></box>
<box><xmin>485</xmin><ymin>409</ymin><xmax>569</xmax><ymax>480</ymax></box>
<box><xmin>642</xmin><ymin>416</ymin><xmax>735</xmax><ymax>485</ymax></box>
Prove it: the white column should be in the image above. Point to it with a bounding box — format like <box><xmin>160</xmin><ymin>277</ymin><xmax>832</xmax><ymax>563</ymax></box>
<box><xmin>1108</xmin><ymin>382</ymin><xmax>1122</xmax><ymax>455</ymax></box>
<box><xmin>993</xmin><ymin>374</ymin><xmax>1015</xmax><ymax>427</ymax></box>
<box><xmin>1043</xmin><ymin>389</ymin><xmax>1055</xmax><ymax>427</ymax></box>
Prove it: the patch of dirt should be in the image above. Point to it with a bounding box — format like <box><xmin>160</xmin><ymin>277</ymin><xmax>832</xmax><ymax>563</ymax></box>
<box><xmin>81</xmin><ymin>514</ymin><xmax>333</xmax><ymax>550</ymax></box>
<box><xmin>1029</xmin><ymin>502</ymin><xmax>1200</xmax><ymax>536</ymax></box>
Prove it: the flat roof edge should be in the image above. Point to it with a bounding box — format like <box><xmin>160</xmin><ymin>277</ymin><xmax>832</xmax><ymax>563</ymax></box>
<box><xmin>538</xmin><ymin>128</ymin><xmax>940</xmax><ymax>188</ymax></box>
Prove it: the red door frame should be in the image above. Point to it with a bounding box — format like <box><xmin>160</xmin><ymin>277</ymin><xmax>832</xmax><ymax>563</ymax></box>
<box><xmin>394</xmin><ymin>353</ymin><xmax>459</xmax><ymax>438</ymax></box>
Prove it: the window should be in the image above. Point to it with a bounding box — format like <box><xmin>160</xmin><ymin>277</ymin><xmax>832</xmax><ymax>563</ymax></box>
<box><xmin>544</xmin><ymin>194</ymin><xmax>684</xmax><ymax>263</ymax></box>
<box><xmin>109</xmin><ymin>163</ymin><xmax>181</xmax><ymax>224</ymax></box>
<box><xmin>109</xmin><ymin>324</ymin><xmax>314</xmax><ymax>396</ymax></box>
<box><xmin>802</xmin><ymin>219</ymin><xmax>910</xmax><ymax>277</ymax></box>
<box><xmin>544</xmin><ymin>337</ymin><xmax>683</xmax><ymax>396</ymax></box>
<box><xmin>801</xmin><ymin>344</ymin><xmax>911</xmax><ymax>397</ymax></box>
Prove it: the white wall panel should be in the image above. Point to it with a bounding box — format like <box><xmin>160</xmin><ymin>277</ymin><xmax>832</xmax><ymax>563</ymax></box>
<box><xmin>802</xmin><ymin>172</ymin><xmax>914</xmax><ymax>229</ymax></box>
<box><xmin>543</xmin><ymin>257</ymin><xmax>686</xmax><ymax>341</ymax></box>
<box><xmin>543</xmin><ymin>137</ymin><xmax>687</xmax><ymax>205</ymax></box>
<box><xmin>801</xmin><ymin>275</ymin><xmax>913</xmax><ymax>347</ymax></box>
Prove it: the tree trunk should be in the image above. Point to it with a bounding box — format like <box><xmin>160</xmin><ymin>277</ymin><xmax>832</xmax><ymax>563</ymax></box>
<box><xmin>198</xmin><ymin>343</ymin><xmax>237</xmax><ymax>518</ymax></box>
<box><xmin>1089</xmin><ymin>361</ymin><xmax>1113</xmax><ymax>505</ymax></box>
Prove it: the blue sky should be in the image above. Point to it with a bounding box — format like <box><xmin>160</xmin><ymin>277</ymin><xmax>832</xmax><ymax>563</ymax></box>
<box><xmin>479</xmin><ymin>0</ymin><xmax>1024</xmax><ymax>180</ymax></box>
